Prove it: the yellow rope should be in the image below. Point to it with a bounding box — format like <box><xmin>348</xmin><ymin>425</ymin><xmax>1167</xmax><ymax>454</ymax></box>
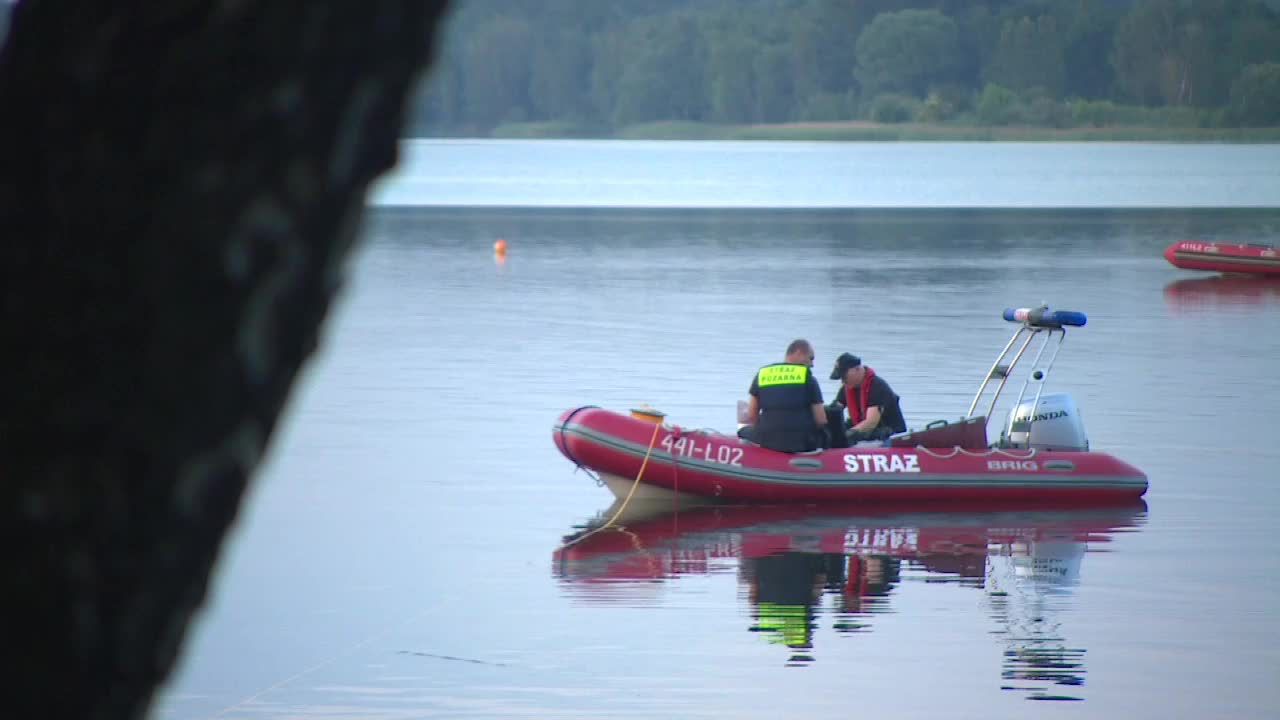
<box><xmin>559</xmin><ymin>420</ymin><xmax>663</xmax><ymax>550</ymax></box>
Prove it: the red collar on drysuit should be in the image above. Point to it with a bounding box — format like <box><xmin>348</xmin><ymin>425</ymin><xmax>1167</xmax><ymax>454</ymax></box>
<box><xmin>844</xmin><ymin>366</ymin><xmax>877</xmax><ymax>425</ymax></box>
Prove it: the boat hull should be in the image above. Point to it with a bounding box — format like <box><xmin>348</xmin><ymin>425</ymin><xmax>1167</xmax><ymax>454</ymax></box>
<box><xmin>554</xmin><ymin>407</ymin><xmax>1148</xmax><ymax>503</ymax></box>
<box><xmin>1164</xmin><ymin>240</ymin><xmax>1280</xmax><ymax>276</ymax></box>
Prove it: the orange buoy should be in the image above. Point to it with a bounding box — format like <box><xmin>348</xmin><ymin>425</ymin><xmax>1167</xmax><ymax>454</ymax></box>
<box><xmin>494</xmin><ymin>238</ymin><xmax>508</xmax><ymax>256</ymax></box>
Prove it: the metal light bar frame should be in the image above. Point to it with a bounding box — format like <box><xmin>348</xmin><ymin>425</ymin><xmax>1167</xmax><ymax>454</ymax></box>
<box><xmin>966</xmin><ymin>324</ymin><xmax>1068</xmax><ymax>441</ymax></box>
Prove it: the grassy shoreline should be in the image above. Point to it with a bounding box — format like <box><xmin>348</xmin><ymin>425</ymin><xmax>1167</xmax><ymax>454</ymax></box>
<box><xmin>466</xmin><ymin>120</ymin><xmax>1280</xmax><ymax>143</ymax></box>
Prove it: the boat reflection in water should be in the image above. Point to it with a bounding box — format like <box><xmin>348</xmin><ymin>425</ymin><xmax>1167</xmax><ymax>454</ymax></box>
<box><xmin>554</xmin><ymin>499</ymin><xmax>1146</xmax><ymax>700</ymax></box>
<box><xmin>1163</xmin><ymin>274</ymin><xmax>1280</xmax><ymax>312</ymax></box>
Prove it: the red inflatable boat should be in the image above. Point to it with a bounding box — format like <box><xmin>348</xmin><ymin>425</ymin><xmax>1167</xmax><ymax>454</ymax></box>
<box><xmin>554</xmin><ymin>406</ymin><xmax>1145</xmax><ymax>503</ymax></box>
<box><xmin>554</xmin><ymin>307</ymin><xmax>1148</xmax><ymax>504</ymax></box>
<box><xmin>1163</xmin><ymin>240</ymin><xmax>1280</xmax><ymax>276</ymax></box>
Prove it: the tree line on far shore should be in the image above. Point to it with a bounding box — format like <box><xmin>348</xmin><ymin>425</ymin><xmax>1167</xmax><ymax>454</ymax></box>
<box><xmin>407</xmin><ymin>0</ymin><xmax>1280</xmax><ymax>135</ymax></box>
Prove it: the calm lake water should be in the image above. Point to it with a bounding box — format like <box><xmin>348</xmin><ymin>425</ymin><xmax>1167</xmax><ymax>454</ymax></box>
<box><xmin>372</xmin><ymin>139</ymin><xmax>1280</xmax><ymax>208</ymax></box>
<box><xmin>157</xmin><ymin>142</ymin><xmax>1280</xmax><ymax>720</ymax></box>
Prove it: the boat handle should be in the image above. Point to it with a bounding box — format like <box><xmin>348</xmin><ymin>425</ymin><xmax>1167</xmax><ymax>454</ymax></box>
<box><xmin>789</xmin><ymin>458</ymin><xmax>823</xmax><ymax>470</ymax></box>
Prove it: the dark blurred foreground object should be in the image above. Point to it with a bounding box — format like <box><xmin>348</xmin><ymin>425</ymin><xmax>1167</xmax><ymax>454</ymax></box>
<box><xmin>0</xmin><ymin>3</ymin><xmax>451</xmax><ymax>719</ymax></box>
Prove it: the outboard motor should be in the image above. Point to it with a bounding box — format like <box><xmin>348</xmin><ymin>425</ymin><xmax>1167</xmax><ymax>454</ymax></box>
<box><xmin>1001</xmin><ymin>392</ymin><xmax>1089</xmax><ymax>451</ymax></box>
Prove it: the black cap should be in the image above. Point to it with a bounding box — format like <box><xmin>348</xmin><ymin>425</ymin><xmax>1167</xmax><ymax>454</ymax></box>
<box><xmin>830</xmin><ymin>353</ymin><xmax>862</xmax><ymax>380</ymax></box>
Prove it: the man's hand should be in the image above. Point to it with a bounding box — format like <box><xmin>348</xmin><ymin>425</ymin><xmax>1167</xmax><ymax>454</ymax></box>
<box><xmin>852</xmin><ymin>405</ymin><xmax>883</xmax><ymax>432</ymax></box>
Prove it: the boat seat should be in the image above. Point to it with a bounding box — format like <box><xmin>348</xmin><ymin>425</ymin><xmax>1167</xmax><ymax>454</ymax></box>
<box><xmin>889</xmin><ymin>416</ymin><xmax>989</xmax><ymax>449</ymax></box>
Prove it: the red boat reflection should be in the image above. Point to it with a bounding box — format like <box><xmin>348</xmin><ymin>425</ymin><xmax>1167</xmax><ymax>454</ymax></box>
<box><xmin>1164</xmin><ymin>274</ymin><xmax>1280</xmax><ymax>312</ymax></box>
<box><xmin>554</xmin><ymin>499</ymin><xmax>1146</xmax><ymax>699</ymax></box>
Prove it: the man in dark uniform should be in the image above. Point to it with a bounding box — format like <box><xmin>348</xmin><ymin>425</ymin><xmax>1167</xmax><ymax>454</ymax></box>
<box><xmin>828</xmin><ymin>353</ymin><xmax>906</xmax><ymax>445</ymax></box>
<box><xmin>737</xmin><ymin>339</ymin><xmax>827</xmax><ymax>453</ymax></box>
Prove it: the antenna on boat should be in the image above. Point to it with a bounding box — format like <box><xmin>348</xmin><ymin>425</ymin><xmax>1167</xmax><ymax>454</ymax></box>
<box><xmin>966</xmin><ymin>305</ymin><xmax>1087</xmax><ymax>440</ymax></box>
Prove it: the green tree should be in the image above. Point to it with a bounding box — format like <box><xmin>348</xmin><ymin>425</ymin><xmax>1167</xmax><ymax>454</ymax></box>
<box><xmin>1111</xmin><ymin>0</ymin><xmax>1214</xmax><ymax>107</ymax></box>
<box><xmin>855</xmin><ymin>9</ymin><xmax>961</xmax><ymax>98</ymax></box>
<box><xmin>589</xmin><ymin>28</ymin><xmax>626</xmax><ymax>125</ymax></box>
<box><xmin>868</xmin><ymin>93</ymin><xmax>921</xmax><ymax>123</ymax></box>
<box><xmin>753</xmin><ymin>44</ymin><xmax>795</xmax><ymax>123</ymax></box>
<box><xmin>408</xmin><ymin>20</ymin><xmax>468</xmax><ymax>135</ymax></box>
<box><xmin>1062</xmin><ymin>0</ymin><xmax>1121</xmax><ymax>99</ymax></box>
<box><xmin>1222</xmin><ymin>2</ymin><xmax>1280</xmax><ymax>67</ymax></box>
<box><xmin>612</xmin><ymin>13</ymin><xmax>709</xmax><ymax>125</ymax></box>
<box><xmin>404</xmin><ymin>0</ymin><xmax>1280</xmax><ymax>135</ymax></box>
<box><xmin>459</xmin><ymin>15</ymin><xmax>535</xmax><ymax>127</ymax></box>
<box><xmin>1173</xmin><ymin>17</ymin><xmax>1215</xmax><ymax>107</ymax></box>
<box><xmin>529</xmin><ymin>31</ymin><xmax>592</xmax><ymax>122</ymax></box>
<box><xmin>1230</xmin><ymin>62</ymin><xmax>1280</xmax><ymax>125</ymax></box>
<box><xmin>985</xmin><ymin>14</ymin><xmax>1066</xmax><ymax>97</ymax></box>
<box><xmin>1211</xmin><ymin>1</ymin><xmax>1280</xmax><ymax>107</ymax></box>
<box><xmin>977</xmin><ymin>82</ymin><xmax>1021</xmax><ymax>124</ymax></box>
<box><xmin>788</xmin><ymin>0</ymin><xmax>860</xmax><ymax>100</ymax></box>
<box><xmin>955</xmin><ymin>4</ymin><xmax>1001</xmax><ymax>92</ymax></box>
<box><xmin>411</xmin><ymin>66</ymin><xmax>462</xmax><ymax>134</ymax></box>
<box><xmin>707</xmin><ymin>32</ymin><xmax>758</xmax><ymax>122</ymax></box>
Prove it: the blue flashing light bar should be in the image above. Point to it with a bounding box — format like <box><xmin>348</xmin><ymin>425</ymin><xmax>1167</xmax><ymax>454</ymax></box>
<box><xmin>1003</xmin><ymin>307</ymin><xmax>1087</xmax><ymax>327</ymax></box>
